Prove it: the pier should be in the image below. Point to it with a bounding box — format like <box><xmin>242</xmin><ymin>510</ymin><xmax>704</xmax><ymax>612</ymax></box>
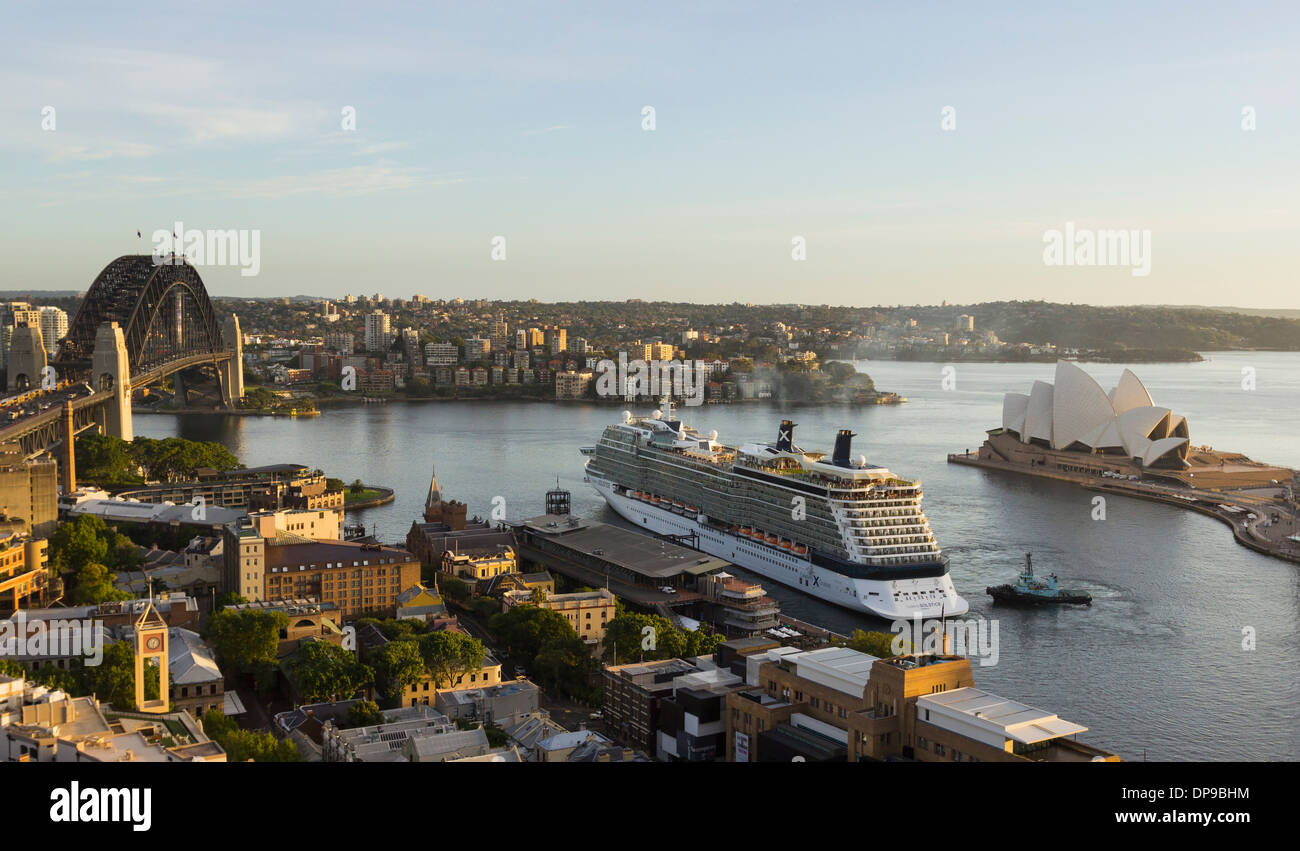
<box><xmin>949</xmin><ymin>448</ymin><xmax>1300</xmax><ymax>565</ymax></box>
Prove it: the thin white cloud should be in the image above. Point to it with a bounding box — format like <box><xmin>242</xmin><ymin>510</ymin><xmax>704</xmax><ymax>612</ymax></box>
<box><xmin>132</xmin><ymin>104</ymin><xmax>317</xmax><ymax>144</ymax></box>
<box><xmin>21</xmin><ymin>163</ymin><xmax>462</xmax><ymax>205</ymax></box>
<box><xmin>522</xmin><ymin>124</ymin><xmax>574</xmax><ymax>136</ymax></box>
<box><xmin>45</xmin><ymin>141</ymin><xmax>160</xmax><ymax>162</ymax></box>
<box><xmin>216</xmin><ymin>164</ymin><xmax>459</xmax><ymax>199</ymax></box>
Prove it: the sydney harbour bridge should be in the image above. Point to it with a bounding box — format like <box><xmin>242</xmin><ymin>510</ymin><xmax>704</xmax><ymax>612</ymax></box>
<box><xmin>0</xmin><ymin>255</ymin><xmax>244</xmax><ymax>482</ymax></box>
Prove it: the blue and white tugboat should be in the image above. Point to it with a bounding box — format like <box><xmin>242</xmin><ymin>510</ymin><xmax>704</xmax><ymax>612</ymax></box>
<box><xmin>986</xmin><ymin>553</ymin><xmax>1092</xmax><ymax>606</ymax></box>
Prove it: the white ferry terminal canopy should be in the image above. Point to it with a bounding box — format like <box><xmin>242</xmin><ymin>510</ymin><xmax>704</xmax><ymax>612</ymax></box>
<box><xmin>518</xmin><ymin>514</ymin><xmax>725</xmax><ymax>579</ymax></box>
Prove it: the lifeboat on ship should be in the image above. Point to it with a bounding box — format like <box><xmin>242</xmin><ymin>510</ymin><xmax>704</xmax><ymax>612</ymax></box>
<box><xmin>779</xmin><ymin>540</ymin><xmax>794</xmax><ymax>551</ymax></box>
<box><xmin>795</xmin><ymin>544</ymin><xmax>809</xmax><ymax>555</ymax></box>
<box><xmin>765</xmin><ymin>534</ymin><xmax>779</xmax><ymax>545</ymax></box>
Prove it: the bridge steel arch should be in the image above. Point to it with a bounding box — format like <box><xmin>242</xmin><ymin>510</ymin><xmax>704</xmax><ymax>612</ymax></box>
<box><xmin>54</xmin><ymin>255</ymin><xmax>227</xmax><ymax>379</ymax></box>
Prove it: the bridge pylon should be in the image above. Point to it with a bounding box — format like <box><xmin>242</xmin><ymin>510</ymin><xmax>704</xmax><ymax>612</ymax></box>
<box><xmin>91</xmin><ymin>322</ymin><xmax>133</xmax><ymax>441</ymax></box>
<box><xmin>219</xmin><ymin>314</ymin><xmax>244</xmax><ymax>407</ymax></box>
<box><xmin>61</xmin><ymin>401</ymin><xmax>76</xmax><ymax>494</ymax></box>
<box><xmin>6</xmin><ymin>325</ymin><xmax>47</xmax><ymax>392</ymax></box>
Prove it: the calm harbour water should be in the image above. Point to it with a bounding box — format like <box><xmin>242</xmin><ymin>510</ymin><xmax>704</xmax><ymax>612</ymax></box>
<box><xmin>137</xmin><ymin>351</ymin><xmax>1300</xmax><ymax>760</ymax></box>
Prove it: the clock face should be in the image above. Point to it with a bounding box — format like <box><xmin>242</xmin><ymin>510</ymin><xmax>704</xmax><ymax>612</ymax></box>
<box><xmin>145</xmin><ymin>635</ymin><xmax>162</xmax><ymax>651</ymax></box>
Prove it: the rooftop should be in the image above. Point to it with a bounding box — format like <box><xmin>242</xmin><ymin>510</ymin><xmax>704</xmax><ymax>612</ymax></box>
<box><xmin>519</xmin><ymin>514</ymin><xmax>728</xmax><ymax>579</ymax></box>
<box><xmin>917</xmin><ymin>686</ymin><xmax>1088</xmax><ymax>746</ymax></box>
<box><xmin>777</xmin><ymin>646</ymin><xmax>878</xmax><ymax>697</ymax></box>
<box><xmin>264</xmin><ymin>539</ymin><xmax>414</xmax><ymax>569</ymax></box>
<box><xmin>165</xmin><ymin>628</ymin><xmax>222</xmax><ymax>685</ymax></box>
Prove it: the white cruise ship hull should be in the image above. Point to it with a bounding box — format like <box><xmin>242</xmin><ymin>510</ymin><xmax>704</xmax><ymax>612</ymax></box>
<box><xmin>588</xmin><ymin>469</ymin><xmax>968</xmax><ymax>620</ymax></box>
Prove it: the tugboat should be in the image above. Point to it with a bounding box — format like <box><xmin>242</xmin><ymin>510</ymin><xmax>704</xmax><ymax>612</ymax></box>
<box><xmin>986</xmin><ymin>553</ymin><xmax>1092</xmax><ymax>606</ymax></box>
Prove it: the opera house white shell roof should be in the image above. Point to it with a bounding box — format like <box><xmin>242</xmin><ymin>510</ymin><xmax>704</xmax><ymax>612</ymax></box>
<box><xmin>1000</xmin><ymin>362</ymin><xmax>1190</xmax><ymax>467</ymax></box>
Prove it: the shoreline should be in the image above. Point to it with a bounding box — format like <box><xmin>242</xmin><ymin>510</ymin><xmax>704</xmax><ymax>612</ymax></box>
<box><xmin>947</xmin><ymin>452</ymin><xmax>1300</xmax><ymax>566</ymax></box>
<box><xmin>344</xmin><ymin>485</ymin><xmax>395</xmax><ymax>511</ymax></box>
<box><xmin>132</xmin><ymin>394</ymin><xmax>908</xmax><ymax>415</ymax></box>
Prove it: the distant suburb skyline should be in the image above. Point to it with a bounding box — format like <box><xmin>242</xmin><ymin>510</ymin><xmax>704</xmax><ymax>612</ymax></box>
<box><xmin>1</xmin><ymin>2</ymin><xmax>1298</xmax><ymax>308</ymax></box>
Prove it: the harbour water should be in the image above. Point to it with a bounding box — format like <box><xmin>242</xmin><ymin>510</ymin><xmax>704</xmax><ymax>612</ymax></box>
<box><xmin>137</xmin><ymin>351</ymin><xmax>1300</xmax><ymax>760</ymax></box>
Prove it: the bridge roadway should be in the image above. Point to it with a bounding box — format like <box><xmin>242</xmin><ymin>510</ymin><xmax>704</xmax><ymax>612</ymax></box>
<box><xmin>0</xmin><ymin>350</ymin><xmax>234</xmax><ymax>457</ymax></box>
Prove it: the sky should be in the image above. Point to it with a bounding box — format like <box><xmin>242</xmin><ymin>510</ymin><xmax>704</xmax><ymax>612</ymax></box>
<box><xmin>1</xmin><ymin>1</ymin><xmax>1298</xmax><ymax>307</ymax></box>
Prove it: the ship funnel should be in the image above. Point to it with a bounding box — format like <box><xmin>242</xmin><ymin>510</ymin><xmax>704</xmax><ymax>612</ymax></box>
<box><xmin>832</xmin><ymin>429</ymin><xmax>856</xmax><ymax>466</ymax></box>
<box><xmin>776</xmin><ymin>420</ymin><xmax>797</xmax><ymax>452</ymax></box>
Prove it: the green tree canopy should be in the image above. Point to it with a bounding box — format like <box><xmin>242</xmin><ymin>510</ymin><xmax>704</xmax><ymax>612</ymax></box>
<box><xmin>356</xmin><ymin>617</ymin><xmax>426</xmax><ymax>642</ymax></box>
<box><xmin>369</xmin><ymin>640</ymin><xmax>426</xmax><ymax>703</ymax></box>
<box><xmin>417</xmin><ymin>630</ymin><xmax>486</xmax><ymax>690</ymax></box>
<box><xmin>439</xmin><ymin>577</ymin><xmax>470</xmax><ymax>603</ymax></box>
<box><xmin>290</xmin><ymin>640</ymin><xmax>373</xmax><ymax>704</ymax></box>
<box><xmin>532</xmin><ymin>633</ymin><xmax>599</xmax><ymax>701</ymax></box>
<box><xmin>75</xmin><ymin>433</ymin><xmax>139</xmax><ymax>485</ymax></box>
<box><xmin>130</xmin><ymin>436</ymin><xmax>240</xmax><ymax>481</ymax></box>
<box><xmin>70</xmin><ymin>562</ymin><xmax>131</xmax><ymax>605</ymax></box>
<box><xmin>844</xmin><ymin>629</ymin><xmax>909</xmax><ymax>658</ymax></box>
<box><xmin>602</xmin><ymin>612</ymin><xmax>683</xmax><ymax>663</ymax></box>
<box><xmin>83</xmin><ymin>641</ymin><xmax>159</xmax><ymax>710</ymax></box>
<box><xmin>50</xmin><ymin>514</ymin><xmax>111</xmax><ymax>572</ymax></box>
<box><xmin>344</xmin><ymin>699</ymin><xmax>385</xmax><ymax>728</ymax></box>
<box><xmin>202</xmin><ymin>710</ymin><xmax>300</xmax><ymax>762</ymax></box>
<box><xmin>203</xmin><ymin>609</ymin><xmax>288</xmax><ymax>672</ymax></box>
<box><xmin>488</xmin><ymin>606</ymin><xmax>576</xmax><ymax>665</ymax></box>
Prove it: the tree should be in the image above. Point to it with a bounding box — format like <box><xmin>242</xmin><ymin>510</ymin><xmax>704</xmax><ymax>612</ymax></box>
<box><xmin>602</xmin><ymin>612</ymin><xmax>683</xmax><ymax>663</ymax></box>
<box><xmin>75</xmin><ymin>433</ymin><xmax>137</xmax><ymax>484</ymax></box>
<box><xmin>684</xmin><ymin>627</ymin><xmax>723</xmax><ymax>658</ymax></box>
<box><xmin>350</xmin><ymin>479</ymin><xmax>364</xmax><ymax>494</ymax></box>
<box><xmin>417</xmin><ymin>630</ymin><xmax>486</xmax><ymax>690</ymax></box>
<box><xmin>439</xmin><ymin>577</ymin><xmax>469</xmax><ymax>603</ymax></box>
<box><xmin>214</xmin><ymin>592</ymin><xmax>247</xmax><ymax>609</ymax></box>
<box><xmin>483</xmin><ymin>721</ymin><xmax>508</xmax><ymax>748</ymax></box>
<box><xmin>290</xmin><ymin>640</ymin><xmax>373</xmax><ymax>704</ymax></box>
<box><xmin>50</xmin><ymin>514</ymin><xmax>111</xmax><ymax>572</ymax></box>
<box><xmin>532</xmin><ymin>633</ymin><xmax>599</xmax><ymax>700</ymax></box>
<box><xmin>83</xmin><ymin>641</ymin><xmax>159</xmax><ymax>710</ymax></box>
<box><xmin>825</xmin><ymin>361</ymin><xmax>858</xmax><ymax>383</ymax></box>
<box><xmin>845</xmin><ymin>629</ymin><xmax>908</xmax><ymax>658</ymax></box>
<box><xmin>70</xmin><ymin>562</ymin><xmax>131</xmax><ymax>605</ymax></box>
<box><xmin>344</xmin><ymin>700</ymin><xmax>385</xmax><ymax>728</ymax></box>
<box><xmin>204</xmin><ymin>609</ymin><xmax>287</xmax><ymax>672</ymax></box>
<box><xmin>369</xmin><ymin>640</ymin><xmax>426</xmax><ymax>703</ymax></box>
<box><xmin>203</xmin><ymin>710</ymin><xmax>299</xmax><ymax>762</ymax></box>
<box><xmin>130</xmin><ymin>437</ymin><xmax>239</xmax><ymax>482</ymax></box>
<box><xmin>356</xmin><ymin>617</ymin><xmax>425</xmax><ymax>643</ymax></box>
<box><xmin>0</xmin><ymin>658</ymin><xmax>27</xmax><ymax>678</ymax></box>
<box><xmin>489</xmin><ymin>606</ymin><xmax>576</xmax><ymax>665</ymax></box>
<box><xmin>28</xmin><ymin>663</ymin><xmax>80</xmax><ymax>693</ymax></box>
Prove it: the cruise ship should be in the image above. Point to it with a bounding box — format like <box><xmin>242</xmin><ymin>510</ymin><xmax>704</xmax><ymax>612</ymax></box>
<box><xmin>583</xmin><ymin>404</ymin><xmax>968</xmax><ymax>619</ymax></box>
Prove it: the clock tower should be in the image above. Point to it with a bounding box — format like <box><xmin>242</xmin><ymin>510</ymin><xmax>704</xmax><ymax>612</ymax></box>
<box><xmin>133</xmin><ymin>589</ymin><xmax>169</xmax><ymax>713</ymax></box>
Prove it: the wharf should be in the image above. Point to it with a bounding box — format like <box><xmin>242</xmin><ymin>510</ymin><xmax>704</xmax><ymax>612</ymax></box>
<box><xmin>949</xmin><ymin>450</ymin><xmax>1300</xmax><ymax>565</ymax></box>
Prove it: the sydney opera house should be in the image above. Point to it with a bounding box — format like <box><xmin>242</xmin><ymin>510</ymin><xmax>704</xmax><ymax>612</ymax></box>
<box><xmin>996</xmin><ymin>361</ymin><xmax>1190</xmax><ymax>470</ymax></box>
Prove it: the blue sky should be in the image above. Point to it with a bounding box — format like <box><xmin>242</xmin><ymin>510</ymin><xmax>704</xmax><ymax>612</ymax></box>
<box><xmin>1</xmin><ymin>1</ymin><xmax>1297</xmax><ymax>306</ymax></box>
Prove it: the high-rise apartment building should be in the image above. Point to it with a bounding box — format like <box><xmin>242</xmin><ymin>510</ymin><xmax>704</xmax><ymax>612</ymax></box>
<box><xmin>425</xmin><ymin>342</ymin><xmax>458</xmax><ymax>366</ymax></box>
<box><xmin>324</xmin><ymin>331</ymin><xmax>354</xmax><ymax>355</ymax></box>
<box><xmin>38</xmin><ymin>307</ymin><xmax>68</xmax><ymax>356</ymax></box>
<box><xmin>364</xmin><ymin>311</ymin><xmax>391</xmax><ymax>353</ymax></box>
<box><xmin>547</xmin><ymin>327</ymin><xmax>567</xmax><ymax>356</ymax></box>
